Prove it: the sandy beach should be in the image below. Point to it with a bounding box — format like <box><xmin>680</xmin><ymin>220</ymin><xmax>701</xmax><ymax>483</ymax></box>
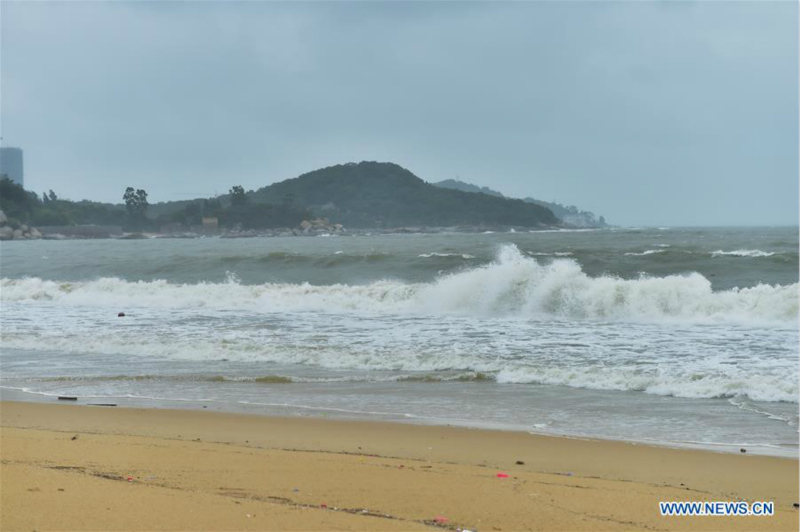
<box><xmin>0</xmin><ymin>401</ymin><xmax>797</xmax><ymax>531</ymax></box>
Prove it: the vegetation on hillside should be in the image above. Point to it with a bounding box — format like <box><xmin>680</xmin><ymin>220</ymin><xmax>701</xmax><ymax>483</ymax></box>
<box><xmin>0</xmin><ymin>161</ymin><xmax>563</xmax><ymax>232</ymax></box>
<box><xmin>0</xmin><ymin>177</ymin><xmax>309</xmax><ymax>231</ymax></box>
<box><xmin>250</xmin><ymin>162</ymin><xmax>558</xmax><ymax>228</ymax></box>
<box><xmin>433</xmin><ymin>179</ymin><xmax>504</xmax><ymax>198</ymax></box>
<box><xmin>432</xmin><ymin>178</ymin><xmax>607</xmax><ymax>227</ymax></box>
<box><xmin>1</xmin><ymin>176</ymin><xmax>126</xmax><ymax>228</ymax></box>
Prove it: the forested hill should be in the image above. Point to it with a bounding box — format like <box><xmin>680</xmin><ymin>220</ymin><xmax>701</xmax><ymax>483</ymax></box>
<box><xmin>432</xmin><ymin>179</ymin><xmax>505</xmax><ymax>198</ymax></box>
<box><xmin>432</xmin><ymin>179</ymin><xmax>608</xmax><ymax>228</ymax></box>
<box><xmin>249</xmin><ymin>162</ymin><xmax>558</xmax><ymax>228</ymax></box>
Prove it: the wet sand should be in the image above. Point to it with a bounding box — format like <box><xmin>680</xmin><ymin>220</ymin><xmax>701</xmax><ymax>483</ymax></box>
<box><xmin>1</xmin><ymin>401</ymin><xmax>797</xmax><ymax>531</ymax></box>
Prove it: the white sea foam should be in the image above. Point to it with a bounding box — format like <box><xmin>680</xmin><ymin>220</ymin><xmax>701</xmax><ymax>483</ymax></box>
<box><xmin>711</xmin><ymin>249</ymin><xmax>776</xmax><ymax>258</ymax></box>
<box><xmin>624</xmin><ymin>249</ymin><xmax>666</xmax><ymax>256</ymax></box>
<box><xmin>495</xmin><ymin>368</ymin><xmax>797</xmax><ymax>403</ymax></box>
<box><xmin>418</xmin><ymin>253</ymin><xmax>475</xmax><ymax>259</ymax></box>
<box><xmin>527</xmin><ymin>251</ymin><xmax>574</xmax><ymax>257</ymax></box>
<box><xmin>3</xmin><ymin>328</ymin><xmax>796</xmax><ymax>403</ymax></box>
<box><xmin>2</xmin><ymin>245</ymin><xmax>796</xmax><ymax>323</ymax></box>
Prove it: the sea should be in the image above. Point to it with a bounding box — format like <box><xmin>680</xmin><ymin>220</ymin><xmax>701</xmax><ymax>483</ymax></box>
<box><xmin>1</xmin><ymin>226</ymin><xmax>798</xmax><ymax>456</ymax></box>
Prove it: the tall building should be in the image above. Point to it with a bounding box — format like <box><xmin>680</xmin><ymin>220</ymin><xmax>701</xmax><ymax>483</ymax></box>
<box><xmin>0</xmin><ymin>147</ymin><xmax>24</xmax><ymax>187</ymax></box>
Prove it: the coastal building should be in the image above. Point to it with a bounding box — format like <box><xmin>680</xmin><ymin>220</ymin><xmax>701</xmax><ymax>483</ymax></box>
<box><xmin>0</xmin><ymin>147</ymin><xmax>24</xmax><ymax>187</ymax></box>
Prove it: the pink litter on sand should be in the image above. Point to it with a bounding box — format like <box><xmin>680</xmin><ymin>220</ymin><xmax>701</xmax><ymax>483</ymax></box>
<box><xmin>126</xmin><ymin>477</ymin><xmax>133</xmax><ymax>482</ymax></box>
<box><xmin>496</xmin><ymin>472</ymin><xmax>509</xmax><ymax>478</ymax></box>
<box><xmin>320</xmin><ymin>503</ymin><xmax>328</xmax><ymax>509</ymax></box>
<box><xmin>434</xmin><ymin>516</ymin><xmax>449</xmax><ymax>523</ymax></box>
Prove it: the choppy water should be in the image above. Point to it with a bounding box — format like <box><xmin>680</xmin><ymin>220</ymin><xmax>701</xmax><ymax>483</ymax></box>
<box><xmin>1</xmin><ymin>227</ymin><xmax>798</xmax><ymax>455</ymax></box>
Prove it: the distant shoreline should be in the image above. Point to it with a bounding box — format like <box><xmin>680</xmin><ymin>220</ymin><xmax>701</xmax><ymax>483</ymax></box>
<box><xmin>6</xmin><ymin>224</ymin><xmax>600</xmax><ymax>241</ymax></box>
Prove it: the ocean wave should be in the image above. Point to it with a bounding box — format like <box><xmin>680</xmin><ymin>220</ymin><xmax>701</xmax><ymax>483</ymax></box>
<box><xmin>495</xmin><ymin>368</ymin><xmax>797</xmax><ymax>403</ymax></box>
<box><xmin>624</xmin><ymin>250</ymin><xmax>666</xmax><ymax>256</ymax></box>
<box><xmin>418</xmin><ymin>252</ymin><xmax>476</xmax><ymax>259</ymax></box>
<box><xmin>711</xmin><ymin>249</ymin><xmax>776</xmax><ymax>258</ymax></box>
<box><xmin>2</xmin><ymin>245</ymin><xmax>797</xmax><ymax>323</ymax></box>
<box><xmin>527</xmin><ymin>251</ymin><xmax>574</xmax><ymax>257</ymax></box>
<box><xmin>21</xmin><ymin>372</ymin><xmax>495</xmax><ymax>385</ymax></box>
<box><xmin>6</xmin><ymin>364</ymin><xmax>795</xmax><ymax>403</ymax></box>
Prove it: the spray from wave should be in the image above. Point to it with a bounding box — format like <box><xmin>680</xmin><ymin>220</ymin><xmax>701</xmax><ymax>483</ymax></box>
<box><xmin>1</xmin><ymin>245</ymin><xmax>797</xmax><ymax>323</ymax></box>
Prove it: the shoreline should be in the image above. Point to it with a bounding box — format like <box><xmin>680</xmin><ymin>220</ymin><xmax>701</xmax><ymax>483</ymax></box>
<box><xmin>3</xmin><ymin>386</ymin><xmax>797</xmax><ymax>459</ymax></box>
<box><xmin>1</xmin><ymin>401</ymin><xmax>797</xmax><ymax>531</ymax></box>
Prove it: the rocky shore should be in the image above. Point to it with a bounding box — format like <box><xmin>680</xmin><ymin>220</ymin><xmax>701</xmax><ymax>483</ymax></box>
<box><xmin>0</xmin><ymin>211</ymin><xmax>43</xmax><ymax>241</ymax></box>
<box><xmin>0</xmin><ymin>210</ymin><xmax>565</xmax><ymax>242</ymax></box>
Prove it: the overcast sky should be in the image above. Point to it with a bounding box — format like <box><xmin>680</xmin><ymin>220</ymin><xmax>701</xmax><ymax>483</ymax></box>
<box><xmin>2</xmin><ymin>1</ymin><xmax>797</xmax><ymax>226</ymax></box>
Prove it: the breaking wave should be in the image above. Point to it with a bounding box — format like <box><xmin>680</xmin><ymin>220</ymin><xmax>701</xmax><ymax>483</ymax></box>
<box><xmin>711</xmin><ymin>249</ymin><xmax>776</xmax><ymax>258</ymax></box>
<box><xmin>2</xmin><ymin>245</ymin><xmax>797</xmax><ymax>323</ymax></box>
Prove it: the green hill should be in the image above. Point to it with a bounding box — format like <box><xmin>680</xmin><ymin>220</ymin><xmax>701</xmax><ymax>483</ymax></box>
<box><xmin>432</xmin><ymin>179</ymin><xmax>505</xmax><ymax>198</ymax></box>
<box><xmin>432</xmin><ymin>179</ymin><xmax>608</xmax><ymax>228</ymax></box>
<box><xmin>250</xmin><ymin>161</ymin><xmax>558</xmax><ymax>228</ymax></box>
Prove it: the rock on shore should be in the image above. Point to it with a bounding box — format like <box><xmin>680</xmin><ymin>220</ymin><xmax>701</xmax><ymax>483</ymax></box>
<box><xmin>0</xmin><ymin>211</ymin><xmax>43</xmax><ymax>240</ymax></box>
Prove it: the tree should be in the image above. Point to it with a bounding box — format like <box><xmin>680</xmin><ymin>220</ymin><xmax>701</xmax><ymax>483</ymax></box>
<box><xmin>229</xmin><ymin>186</ymin><xmax>247</xmax><ymax>206</ymax></box>
<box><xmin>136</xmin><ymin>189</ymin><xmax>148</xmax><ymax>212</ymax></box>
<box><xmin>1</xmin><ymin>176</ymin><xmax>37</xmax><ymax>223</ymax></box>
<box><xmin>48</xmin><ymin>190</ymin><xmax>58</xmax><ymax>202</ymax></box>
<box><xmin>123</xmin><ymin>187</ymin><xmax>137</xmax><ymax>213</ymax></box>
<box><xmin>123</xmin><ymin>187</ymin><xmax>148</xmax><ymax>215</ymax></box>
<box><xmin>123</xmin><ymin>187</ymin><xmax>149</xmax><ymax>229</ymax></box>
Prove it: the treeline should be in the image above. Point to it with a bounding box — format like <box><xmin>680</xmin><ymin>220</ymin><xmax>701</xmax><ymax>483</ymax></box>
<box><xmin>0</xmin><ymin>177</ymin><xmax>309</xmax><ymax>231</ymax></box>
<box><xmin>0</xmin><ymin>177</ymin><xmax>127</xmax><ymax>228</ymax></box>
<box><xmin>0</xmin><ymin>161</ymin><xmax>562</xmax><ymax>232</ymax></box>
<box><xmin>166</xmin><ymin>186</ymin><xmax>310</xmax><ymax>230</ymax></box>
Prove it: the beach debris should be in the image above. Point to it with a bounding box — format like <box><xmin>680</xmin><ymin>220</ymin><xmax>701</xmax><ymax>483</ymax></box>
<box><xmin>88</xmin><ymin>403</ymin><xmax>117</xmax><ymax>407</ymax></box>
<box><xmin>433</xmin><ymin>515</ymin><xmax>449</xmax><ymax>524</ymax></box>
<box><xmin>126</xmin><ymin>476</ymin><xmax>133</xmax><ymax>482</ymax></box>
<box><xmin>496</xmin><ymin>472</ymin><xmax>509</xmax><ymax>478</ymax></box>
<box><xmin>515</xmin><ymin>460</ymin><xmax>525</xmax><ymax>465</ymax></box>
<box><xmin>118</xmin><ymin>312</ymin><xmax>125</xmax><ymax>317</ymax></box>
<box><xmin>57</xmin><ymin>396</ymin><xmax>78</xmax><ymax>401</ymax></box>
<box><xmin>320</xmin><ymin>503</ymin><xmax>328</xmax><ymax>509</ymax></box>
<box><xmin>71</xmin><ymin>435</ymin><xmax>79</xmax><ymax>441</ymax></box>
<box><xmin>58</xmin><ymin>488</ymin><xmax>65</xmax><ymax>492</ymax></box>
<box><xmin>740</xmin><ymin>448</ymin><xmax>747</xmax><ymax>453</ymax></box>
<box><xmin>292</xmin><ymin>488</ymin><xmax>299</xmax><ymax>492</ymax></box>
<box><xmin>793</xmin><ymin>503</ymin><xmax>799</xmax><ymax>509</ymax></box>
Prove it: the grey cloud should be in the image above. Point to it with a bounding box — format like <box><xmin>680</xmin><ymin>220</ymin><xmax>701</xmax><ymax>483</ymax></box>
<box><xmin>1</xmin><ymin>1</ymin><xmax>796</xmax><ymax>224</ymax></box>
